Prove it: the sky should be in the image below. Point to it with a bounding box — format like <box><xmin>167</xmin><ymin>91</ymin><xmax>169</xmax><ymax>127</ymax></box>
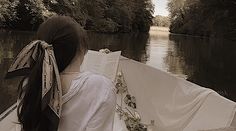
<box><xmin>152</xmin><ymin>0</ymin><xmax>169</xmax><ymax>16</ymax></box>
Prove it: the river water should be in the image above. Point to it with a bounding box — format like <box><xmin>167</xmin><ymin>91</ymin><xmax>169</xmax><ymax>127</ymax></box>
<box><xmin>0</xmin><ymin>27</ymin><xmax>236</xmax><ymax>114</ymax></box>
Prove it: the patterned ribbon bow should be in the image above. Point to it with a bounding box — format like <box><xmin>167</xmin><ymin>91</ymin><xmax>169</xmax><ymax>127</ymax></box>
<box><xmin>6</xmin><ymin>40</ymin><xmax>62</xmax><ymax>127</ymax></box>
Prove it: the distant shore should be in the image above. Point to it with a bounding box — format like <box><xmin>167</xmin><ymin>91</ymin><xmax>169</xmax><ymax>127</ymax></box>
<box><xmin>150</xmin><ymin>26</ymin><xmax>169</xmax><ymax>32</ymax></box>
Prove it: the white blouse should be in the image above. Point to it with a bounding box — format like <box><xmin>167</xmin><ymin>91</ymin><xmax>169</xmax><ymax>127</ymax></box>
<box><xmin>58</xmin><ymin>71</ymin><xmax>117</xmax><ymax>131</ymax></box>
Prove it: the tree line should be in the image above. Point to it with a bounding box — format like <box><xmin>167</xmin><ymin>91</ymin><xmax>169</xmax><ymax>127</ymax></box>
<box><xmin>167</xmin><ymin>0</ymin><xmax>236</xmax><ymax>39</ymax></box>
<box><xmin>152</xmin><ymin>15</ymin><xmax>170</xmax><ymax>27</ymax></box>
<box><xmin>0</xmin><ymin>0</ymin><xmax>154</xmax><ymax>33</ymax></box>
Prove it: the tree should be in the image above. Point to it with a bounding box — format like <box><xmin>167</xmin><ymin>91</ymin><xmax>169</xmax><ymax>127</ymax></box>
<box><xmin>14</xmin><ymin>0</ymin><xmax>55</xmax><ymax>30</ymax></box>
<box><xmin>0</xmin><ymin>0</ymin><xmax>19</xmax><ymax>28</ymax></box>
<box><xmin>132</xmin><ymin>0</ymin><xmax>154</xmax><ymax>32</ymax></box>
<box><xmin>167</xmin><ymin>0</ymin><xmax>236</xmax><ymax>39</ymax></box>
<box><xmin>0</xmin><ymin>0</ymin><xmax>154</xmax><ymax>33</ymax></box>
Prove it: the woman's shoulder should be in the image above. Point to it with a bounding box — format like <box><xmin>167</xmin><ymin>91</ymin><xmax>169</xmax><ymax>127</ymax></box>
<box><xmin>86</xmin><ymin>72</ymin><xmax>115</xmax><ymax>92</ymax></box>
<box><xmin>85</xmin><ymin>73</ymin><xmax>117</xmax><ymax>104</ymax></box>
<box><xmin>87</xmin><ymin>73</ymin><xmax>111</xmax><ymax>84</ymax></box>
<box><xmin>62</xmin><ymin>71</ymin><xmax>116</xmax><ymax>104</ymax></box>
<box><xmin>71</xmin><ymin>71</ymin><xmax>116</xmax><ymax>93</ymax></box>
<box><xmin>69</xmin><ymin>72</ymin><xmax>116</xmax><ymax>104</ymax></box>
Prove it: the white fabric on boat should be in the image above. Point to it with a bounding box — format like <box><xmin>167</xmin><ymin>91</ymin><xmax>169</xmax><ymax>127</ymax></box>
<box><xmin>199</xmin><ymin>126</ymin><xmax>236</xmax><ymax>131</ymax></box>
<box><xmin>184</xmin><ymin>93</ymin><xmax>236</xmax><ymax>131</ymax></box>
<box><xmin>113</xmin><ymin>112</ymin><xmax>129</xmax><ymax>131</ymax></box>
<box><xmin>58</xmin><ymin>71</ymin><xmax>116</xmax><ymax>131</ymax></box>
<box><xmin>118</xmin><ymin>58</ymin><xmax>236</xmax><ymax>131</ymax></box>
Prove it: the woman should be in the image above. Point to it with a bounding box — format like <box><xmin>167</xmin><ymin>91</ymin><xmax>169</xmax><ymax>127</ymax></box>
<box><xmin>5</xmin><ymin>16</ymin><xmax>116</xmax><ymax>131</ymax></box>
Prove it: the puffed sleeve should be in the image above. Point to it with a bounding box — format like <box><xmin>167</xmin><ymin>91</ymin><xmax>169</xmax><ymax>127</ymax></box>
<box><xmin>85</xmin><ymin>78</ymin><xmax>116</xmax><ymax>131</ymax></box>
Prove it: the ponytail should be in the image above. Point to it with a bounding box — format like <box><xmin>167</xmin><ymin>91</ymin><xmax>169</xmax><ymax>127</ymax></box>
<box><xmin>17</xmin><ymin>47</ymin><xmax>44</xmax><ymax>130</ymax></box>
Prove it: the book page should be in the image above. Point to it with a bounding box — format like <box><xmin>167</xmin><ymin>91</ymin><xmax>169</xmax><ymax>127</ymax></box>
<box><xmin>80</xmin><ymin>50</ymin><xmax>121</xmax><ymax>81</ymax></box>
<box><xmin>103</xmin><ymin>51</ymin><xmax>121</xmax><ymax>81</ymax></box>
<box><xmin>80</xmin><ymin>50</ymin><xmax>104</xmax><ymax>74</ymax></box>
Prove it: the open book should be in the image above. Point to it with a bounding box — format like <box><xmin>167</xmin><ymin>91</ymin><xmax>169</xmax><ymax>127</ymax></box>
<box><xmin>80</xmin><ymin>50</ymin><xmax>121</xmax><ymax>81</ymax></box>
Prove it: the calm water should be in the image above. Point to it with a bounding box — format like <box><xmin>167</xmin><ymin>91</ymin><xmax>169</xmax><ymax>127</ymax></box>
<box><xmin>0</xmin><ymin>27</ymin><xmax>236</xmax><ymax>114</ymax></box>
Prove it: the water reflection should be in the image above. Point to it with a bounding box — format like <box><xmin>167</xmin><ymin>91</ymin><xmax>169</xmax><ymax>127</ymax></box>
<box><xmin>147</xmin><ymin>27</ymin><xmax>187</xmax><ymax>78</ymax></box>
<box><xmin>0</xmin><ymin>31</ymin><xmax>149</xmax><ymax>114</ymax></box>
<box><xmin>168</xmin><ymin>34</ymin><xmax>236</xmax><ymax>101</ymax></box>
<box><xmin>0</xmin><ymin>31</ymin><xmax>34</xmax><ymax>114</ymax></box>
<box><xmin>87</xmin><ymin>33</ymin><xmax>149</xmax><ymax>63</ymax></box>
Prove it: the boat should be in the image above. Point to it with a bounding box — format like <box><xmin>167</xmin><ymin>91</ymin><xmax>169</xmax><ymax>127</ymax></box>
<box><xmin>0</xmin><ymin>50</ymin><xmax>236</xmax><ymax>131</ymax></box>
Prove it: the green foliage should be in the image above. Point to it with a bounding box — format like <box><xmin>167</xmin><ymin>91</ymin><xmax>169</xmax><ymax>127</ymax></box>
<box><xmin>93</xmin><ymin>18</ymin><xmax>119</xmax><ymax>33</ymax></box>
<box><xmin>14</xmin><ymin>0</ymin><xmax>55</xmax><ymax>30</ymax></box>
<box><xmin>168</xmin><ymin>0</ymin><xmax>236</xmax><ymax>39</ymax></box>
<box><xmin>105</xmin><ymin>0</ymin><xmax>134</xmax><ymax>32</ymax></box>
<box><xmin>0</xmin><ymin>0</ymin><xmax>19</xmax><ymax>28</ymax></box>
<box><xmin>132</xmin><ymin>0</ymin><xmax>154</xmax><ymax>32</ymax></box>
<box><xmin>0</xmin><ymin>0</ymin><xmax>154</xmax><ymax>33</ymax></box>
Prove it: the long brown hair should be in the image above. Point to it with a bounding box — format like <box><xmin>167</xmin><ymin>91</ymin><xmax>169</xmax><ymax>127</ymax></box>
<box><xmin>17</xmin><ymin>15</ymin><xmax>88</xmax><ymax>131</ymax></box>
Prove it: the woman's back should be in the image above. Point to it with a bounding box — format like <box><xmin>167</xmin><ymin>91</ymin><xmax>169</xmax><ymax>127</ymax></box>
<box><xmin>59</xmin><ymin>72</ymin><xmax>116</xmax><ymax>131</ymax></box>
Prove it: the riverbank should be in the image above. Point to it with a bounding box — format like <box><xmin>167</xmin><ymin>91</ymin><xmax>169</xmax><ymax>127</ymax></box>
<box><xmin>150</xmin><ymin>26</ymin><xmax>169</xmax><ymax>32</ymax></box>
<box><xmin>151</xmin><ymin>26</ymin><xmax>233</xmax><ymax>41</ymax></box>
<box><xmin>168</xmin><ymin>0</ymin><xmax>236</xmax><ymax>41</ymax></box>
